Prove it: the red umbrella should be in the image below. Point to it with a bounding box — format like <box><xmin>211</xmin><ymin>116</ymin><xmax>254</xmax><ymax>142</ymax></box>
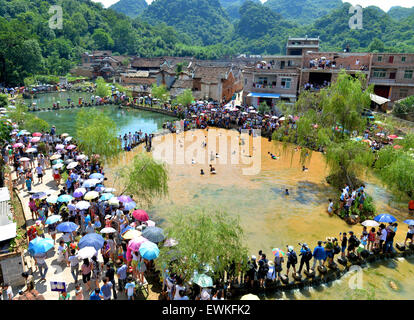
<box><xmin>132</xmin><ymin>209</ymin><xmax>149</xmax><ymax>222</ymax></box>
<box><xmin>127</xmin><ymin>236</ymin><xmax>148</xmax><ymax>251</ymax></box>
<box><xmin>32</xmin><ymin>132</ymin><xmax>42</xmax><ymax>137</ymax></box>
<box><xmin>388</xmin><ymin>135</ymin><xmax>398</xmax><ymax>139</ymax></box>
<box><xmin>393</xmin><ymin>145</ymin><xmax>403</xmax><ymax>150</ymax></box>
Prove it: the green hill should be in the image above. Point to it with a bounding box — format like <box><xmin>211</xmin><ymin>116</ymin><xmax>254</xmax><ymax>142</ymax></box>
<box><xmin>219</xmin><ymin>0</ymin><xmax>260</xmax><ymax>21</ymax></box>
<box><xmin>388</xmin><ymin>6</ymin><xmax>414</xmax><ymax>21</ymax></box>
<box><xmin>109</xmin><ymin>0</ymin><xmax>148</xmax><ymax>18</ymax></box>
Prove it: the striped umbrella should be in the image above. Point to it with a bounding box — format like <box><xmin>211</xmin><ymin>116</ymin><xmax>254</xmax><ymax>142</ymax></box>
<box><xmin>272</xmin><ymin>248</ymin><xmax>285</xmax><ymax>257</ymax></box>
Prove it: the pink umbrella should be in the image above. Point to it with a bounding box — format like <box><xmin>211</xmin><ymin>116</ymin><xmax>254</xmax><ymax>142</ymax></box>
<box><xmin>132</xmin><ymin>209</ymin><xmax>149</xmax><ymax>222</ymax></box>
<box><xmin>146</xmin><ymin>220</ymin><xmax>156</xmax><ymax>227</ymax></box>
<box><xmin>127</xmin><ymin>236</ymin><xmax>148</xmax><ymax>252</ymax></box>
<box><xmin>32</xmin><ymin>132</ymin><xmax>42</xmax><ymax>137</ymax></box>
<box><xmin>388</xmin><ymin>135</ymin><xmax>398</xmax><ymax>139</ymax></box>
<box><xmin>12</xmin><ymin>143</ymin><xmax>24</xmax><ymax>148</ymax></box>
<box><xmin>66</xmin><ymin>144</ymin><xmax>76</xmax><ymax>150</ymax></box>
<box><xmin>30</xmin><ymin>137</ymin><xmax>40</xmax><ymax>143</ymax></box>
<box><xmin>55</xmin><ymin>144</ymin><xmax>64</xmax><ymax>150</ymax></box>
<box><xmin>393</xmin><ymin>145</ymin><xmax>403</xmax><ymax>150</ymax></box>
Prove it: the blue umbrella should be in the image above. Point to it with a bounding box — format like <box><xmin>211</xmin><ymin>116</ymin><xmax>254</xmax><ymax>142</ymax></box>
<box><xmin>32</xmin><ymin>192</ymin><xmax>47</xmax><ymax>199</ymax></box>
<box><xmin>89</xmin><ymin>173</ymin><xmax>104</xmax><ymax>180</ymax></box>
<box><xmin>78</xmin><ymin>233</ymin><xmax>105</xmax><ymax>250</ymax></box>
<box><xmin>57</xmin><ymin>194</ymin><xmax>73</xmax><ymax>203</ymax></box>
<box><xmin>192</xmin><ymin>272</ymin><xmax>213</xmax><ymax>288</ymax></box>
<box><xmin>45</xmin><ymin>215</ymin><xmax>61</xmax><ymax>225</ymax></box>
<box><xmin>28</xmin><ymin>237</ymin><xmax>54</xmax><ymax>255</ymax></box>
<box><xmin>374</xmin><ymin>214</ymin><xmax>397</xmax><ymax>223</ymax></box>
<box><xmin>404</xmin><ymin>220</ymin><xmax>414</xmax><ymax>225</ymax></box>
<box><xmin>139</xmin><ymin>241</ymin><xmax>159</xmax><ymax>260</ymax></box>
<box><xmin>123</xmin><ymin>201</ymin><xmax>136</xmax><ymax>211</ymax></box>
<box><xmin>56</xmin><ymin>222</ymin><xmax>78</xmax><ymax>233</ymax></box>
<box><xmin>142</xmin><ymin>227</ymin><xmax>165</xmax><ymax>243</ymax></box>
<box><xmin>99</xmin><ymin>193</ymin><xmax>114</xmax><ymax>201</ymax></box>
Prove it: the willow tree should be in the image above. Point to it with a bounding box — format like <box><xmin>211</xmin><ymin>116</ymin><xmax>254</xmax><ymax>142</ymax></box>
<box><xmin>273</xmin><ymin>71</ymin><xmax>373</xmax><ymax>188</ymax></box>
<box><xmin>75</xmin><ymin>109</ymin><xmax>121</xmax><ymax>160</ymax></box>
<box><xmin>155</xmin><ymin>209</ymin><xmax>248</xmax><ymax>283</ymax></box>
<box><xmin>95</xmin><ymin>77</ymin><xmax>110</xmax><ymax>97</ymax></box>
<box><xmin>151</xmin><ymin>83</ymin><xmax>169</xmax><ymax>104</ymax></box>
<box><xmin>174</xmin><ymin>89</ymin><xmax>194</xmax><ymax>107</ymax></box>
<box><xmin>117</xmin><ymin>152</ymin><xmax>168</xmax><ymax>207</ymax></box>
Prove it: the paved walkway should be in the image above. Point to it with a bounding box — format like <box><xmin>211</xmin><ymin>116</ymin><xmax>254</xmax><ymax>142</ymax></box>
<box><xmin>11</xmin><ymin>166</ymin><xmax>132</xmax><ymax>300</ymax></box>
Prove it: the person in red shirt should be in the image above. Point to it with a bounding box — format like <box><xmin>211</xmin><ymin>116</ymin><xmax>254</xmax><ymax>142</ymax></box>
<box><xmin>27</xmin><ymin>225</ymin><xmax>37</xmax><ymax>242</ymax></box>
<box><xmin>409</xmin><ymin>200</ymin><xmax>414</xmax><ymax>214</ymax></box>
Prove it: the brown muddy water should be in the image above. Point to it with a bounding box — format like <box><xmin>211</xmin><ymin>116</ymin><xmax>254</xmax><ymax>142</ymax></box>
<box><xmin>107</xmin><ymin>128</ymin><xmax>414</xmax><ymax>300</ymax></box>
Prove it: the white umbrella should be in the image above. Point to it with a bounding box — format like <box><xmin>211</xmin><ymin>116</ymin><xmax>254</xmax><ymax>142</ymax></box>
<box><xmin>100</xmin><ymin>227</ymin><xmax>117</xmax><ymax>234</ymax></box>
<box><xmin>65</xmin><ymin>136</ymin><xmax>73</xmax><ymax>142</ymax></box>
<box><xmin>361</xmin><ymin>220</ymin><xmax>379</xmax><ymax>227</ymax></box>
<box><xmin>83</xmin><ymin>179</ymin><xmax>100</xmax><ymax>188</ymax></box>
<box><xmin>19</xmin><ymin>157</ymin><xmax>30</xmax><ymax>162</ymax></box>
<box><xmin>240</xmin><ymin>294</ymin><xmax>260</xmax><ymax>300</ymax></box>
<box><xmin>249</xmin><ymin>106</ymin><xmax>255</xmax><ymax>110</ymax></box>
<box><xmin>77</xmin><ymin>246</ymin><xmax>97</xmax><ymax>259</ymax></box>
<box><xmin>108</xmin><ymin>198</ymin><xmax>119</xmax><ymax>206</ymax></box>
<box><xmin>67</xmin><ymin>161</ymin><xmax>78</xmax><ymax>169</ymax></box>
<box><xmin>104</xmin><ymin>188</ymin><xmax>116</xmax><ymax>193</ymax></box>
<box><xmin>279</xmin><ymin>116</ymin><xmax>286</xmax><ymax>121</ymax></box>
<box><xmin>50</xmin><ymin>154</ymin><xmax>61</xmax><ymax>160</ymax></box>
<box><xmin>52</xmin><ymin>163</ymin><xmax>64</xmax><ymax>169</ymax></box>
<box><xmin>76</xmin><ymin>154</ymin><xmax>87</xmax><ymax>160</ymax></box>
<box><xmin>61</xmin><ymin>133</ymin><xmax>69</xmax><ymax>138</ymax></box>
<box><xmin>76</xmin><ymin>201</ymin><xmax>91</xmax><ymax>210</ymax></box>
<box><xmin>26</xmin><ymin>148</ymin><xmax>37</xmax><ymax>153</ymax></box>
<box><xmin>55</xmin><ymin>144</ymin><xmax>65</xmax><ymax>150</ymax></box>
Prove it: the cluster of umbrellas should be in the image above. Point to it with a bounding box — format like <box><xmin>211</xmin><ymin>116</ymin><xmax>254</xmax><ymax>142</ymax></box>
<box><xmin>362</xmin><ymin>214</ymin><xmax>413</xmax><ymax>227</ymax></box>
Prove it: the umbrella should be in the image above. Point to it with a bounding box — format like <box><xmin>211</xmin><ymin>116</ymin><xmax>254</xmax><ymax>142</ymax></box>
<box><xmin>99</xmin><ymin>193</ymin><xmax>114</xmax><ymax>201</ymax></box>
<box><xmin>146</xmin><ymin>220</ymin><xmax>156</xmax><ymax>227</ymax></box>
<box><xmin>128</xmin><ymin>236</ymin><xmax>148</xmax><ymax>251</ymax></box>
<box><xmin>45</xmin><ymin>215</ymin><xmax>61</xmax><ymax>225</ymax></box>
<box><xmin>123</xmin><ymin>229</ymin><xmax>142</xmax><ymax>240</ymax></box>
<box><xmin>139</xmin><ymin>241</ymin><xmax>159</xmax><ymax>260</ymax></box>
<box><xmin>100</xmin><ymin>227</ymin><xmax>117</xmax><ymax>234</ymax></box>
<box><xmin>279</xmin><ymin>116</ymin><xmax>286</xmax><ymax>121</ymax></box>
<box><xmin>108</xmin><ymin>198</ymin><xmax>119</xmax><ymax>206</ymax></box>
<box><xmin>73</xmin><ymin>188</ymin><xmax>86</xmax><ymax>198</ymax></box>
<box><xmin>52</xmin><ymin>163</ymin><xmax>64</xmax><ymax>169</ymax></box>
<box><xmin>104</xmin><ymin>188</ymin><xmax>116</xmax><ymax>193</ymax></box>
<box><xmin>192</xmin><ymin>273</ymin><xmax>213</xmax><ymax>288</ymax></box>
<box><xmin>46</xmin><ymin>195</ymin><xmax>58</xmax><ymax>204</ymax></box>
<box><xmin>142</xmin><ymin>226</ymin><xmax>165</xmax><ymax>243</ymax></box>
<box><xmin>388</xmin><ymin>135</ymin><xmax>398</xmax><ymax>139</ymax></box>
<box><xmin>84</xmin><ymin>191</ymin><xmax>99</xmax><ymax>200</ymax></box>
<box><xmin>404</xmin><ymin>220</ymin><xmax>414</xmax><ymax>226</ymax></box>
<box><xmin>28</xmin><ymin>238</ymin><xmax>54</xmax><ymax>255</ymax></box>
<box><xmin>66</xmin><ymin>144</ymin><xmax>76</xmax><ymax>150</ymax></box>
<box><xmin>52</xmin><ymin>159</ymin><xmax>63</xmax><ymax>165</ymax></box>
<box><xmin>272</xmin><ymin>248</ymin><xmax>285</xmax><ymax>257</ymax></box>
<box><xmin>123</xmin><ymin>201</ymin><xmax>136</xmax><ymax>211</ymax></box>
<box><xmin>67</xmin><ymin>162</ymin><xmax>78</xmax><ymax>170</ymax></box>
<box><xmin>76</xmin><ymin>201</ymin><xmax>90</xmax><ymax>210</ymax></box>
<box><xmin>89</xmin><ymin>173</ymin><xmax>104</xmax><ymax>180</ymax></box>
<box><xmin>82</xmin><ymin>179</ymin><xmax>100</xmax><ymax>188</ymax></box>
<box><xmin>19</xmin><ymin>157</ymin><xmax>30</xmax><ymax>162</ymax></box>
<box><xmin>361</xmin><ymin>220</ymin><xmax>379</xmax><ymax>227</ymax></box>
<box><xmin>32</xmin><ymin>192</ymin><xmax>47</xmax><ymax>200</ymax></box>
<box><xmin>240</xmin><ymin>294</ymin><xmax>260</xmax><ymax>300</ymax></box>
<box><xmin>26</xmin><ymin>148</ymin><xmax>37</xmax><ymax>153</ymax></box>
<box><xmin>55</xmin><ymin>144</ymin><xmax>65</xmax><ymax>150</ymax></box>
<box><xmin>76</xmin><ymin>154</ymin><xmax>87</xmax><ymax>160</ymax></box>
<box><xmin>374</xmin><ymin>214</ymin><xmax>397</xmax><ymax>223</ymax></box>
<box><xmin>32</xmin><ymin>132</ymin><xmax>42</xmax><ymax>137</ymax></box>
<box><xmin>65</xmin><ymin>137</ymin><xmax>73</xmax><ymax>142</ymax></box>
<box><xmin>57</xmin><ymin>194</ymin><xmax>73</xmax><ymax>203</ymax></box>
<box><xmin>164</xmin><ymin>238</ymin><xmax>178</xmax><ymax>247</ymax></box>
<box><xmin>132</xmin><ymin>209</ymin><xmax>149</xmax><ymax>222</ymax></box>
<box><xmin>117</xmin><ymin>195</ymin><xmax>133</xmax><ymax>203</ymax></box>
<box><xmin>12</xmin><ymin>143</ymin><xmax>24</xmax><ymax>148</ymax></box>
<box><xmin>64</xmin><ymin>159</ymin><xmax>74</xmax><ymax>165</ymax></box>
<box><xmin>50</xmin><ymin>154</ymin><xmax>61</xmax><ymax>160</ymax></box>
<box><xmin>57</xmin><ymin>221</ymin><xmax>78</xmax><ymax>233</ymax></box>
<box><xmin>78</xmin><ymin>233</ymin><xmax>105</xmax><ymax>250</ymax></box>
<box><xmin>61</xmin><ymin>133</ymin><xmax>69</xmax><ymax>138</ymax></box>
<box><xmin>393</xmin><ymin>145</ymin><xmax>403</xmax><ymax>150</ymax></box>
<box><xmin>77</xmin><ymin>246</ymin><xmax>97</xmax><ymax>259</ymax></box>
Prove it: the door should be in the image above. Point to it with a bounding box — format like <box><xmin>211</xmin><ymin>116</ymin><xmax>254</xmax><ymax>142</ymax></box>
<box><xmin>280</xmin><ymin>61</ymin><xmax>285</xmax><ymax>69</ymax></box>
<box><xmin>388</xmin><ymin>56</ymin><xmax>394</xmax><ymax>63</ymax></box>
<box><xmin>389</xmin><ymin>72</ymin><xmax>396</xmax><ymax>79</ymax></box>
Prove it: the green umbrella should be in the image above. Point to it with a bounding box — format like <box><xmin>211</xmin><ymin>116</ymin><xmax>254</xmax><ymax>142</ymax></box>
<box><xmin>52</xmin><ymin>159</ymin><xmax>63</xmax><ymax>165</ymax></box>
<box><xmin>192</xmin><ymin>273</ymin><xmax>213</xmax><ymax>288</ymax></box>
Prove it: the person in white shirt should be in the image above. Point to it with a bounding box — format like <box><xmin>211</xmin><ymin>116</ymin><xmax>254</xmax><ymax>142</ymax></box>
<box><xmin>3</xmin><ymin>284</ymin><xmax>13</xmax><ymax>300</ymax></box>
<box><xmin>327</xmin><ymin>199</ymin><xmax>334</xmax><ymax>214</ymax></box>
<box><xmin>173</xmin><ymin>278</ymin><xmax>186</xmax><ymax>300</ymax></box>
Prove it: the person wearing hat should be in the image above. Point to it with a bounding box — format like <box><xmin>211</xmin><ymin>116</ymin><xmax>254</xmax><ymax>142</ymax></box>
<box><xmin>35</xmin><ymin>220</ymin><xmax>45</xmax><ymax>238</ymax></box>
<box><xmin>286</xmin><ymin>246</ymin><xmax>298</xmax><ymax>276</ymax></box>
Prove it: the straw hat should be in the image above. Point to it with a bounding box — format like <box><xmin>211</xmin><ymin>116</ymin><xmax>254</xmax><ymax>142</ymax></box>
<box><xmin>268</xmin><ymin>261</ymin><xmax>275</xmax><ymax>267</ymax></box>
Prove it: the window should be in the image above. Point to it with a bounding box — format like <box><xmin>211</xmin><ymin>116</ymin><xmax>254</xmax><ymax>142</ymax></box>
<box><xmin>377</xmin><ymin>56</ymin><xmax>382</xmax><ymax>62</ymax></box>
<box><xmin>281</xmin><ymin>78</ymin><xmax>291</xmax><ymax>89</ymax></box>
<box><xmin>404</xmin><ymin>70</ymin><xmax>413</xmax><ymax>79</ymax></box>
<box><xmin>388</xmin><ymin>56</ymin><xmax>394</xmax><ymax>63</ymax></box>
<box><xmin>373</xmin><ymin>69</ymin><xmax>386</xmax><ymax>78</ymax></box>
<box><xmin>402</xmin><ymin>57</ymin><xmax>406</xmax><ymax>63</ymax></box>
<box><xmin>244</xmin><ymin>78</ymin><xmax>247</xmax><ymax>85</ymax></box>
<box><xmin>400</xmin><ymin>89</ymin><xmax>408</xmax><ymax>98</ymax></box>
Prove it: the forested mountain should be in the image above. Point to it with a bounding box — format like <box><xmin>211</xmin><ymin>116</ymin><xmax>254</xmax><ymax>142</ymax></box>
<box><xmin>219</xmin><ymin>0</ymin><xmax>259</xmax><ymax>21</ymax></box>
<box><xmin>263</xmin><ymin>0</ymin><xmax>343</xmax><ymax>24</ymax></box>
<box><xmin>142</xmin><ymin>0</ymin><xmax>233</xmax><ymax>46</ymax></box>
<box><xmin>109</xmin><ymin>0</ymin><xmax>148</xmax><ymax>18</ymax></box>
<box><xmin>388</xmin><ymin>6</ymin><xmax>414</xmax><ymax>21</ymax></box>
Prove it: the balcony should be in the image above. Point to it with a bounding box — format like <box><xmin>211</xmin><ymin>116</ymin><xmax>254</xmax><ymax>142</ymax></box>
<box><xmin>369</xmin><ymin>78</ymin><xmax>396</xmax><ymax>85</ymax></box>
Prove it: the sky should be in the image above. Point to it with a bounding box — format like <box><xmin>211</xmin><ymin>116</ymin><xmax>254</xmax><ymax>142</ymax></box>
<box><xmin>93</xmin><ymin>0</ymin><xmax>414</xmax><ymax>12</ymax></box>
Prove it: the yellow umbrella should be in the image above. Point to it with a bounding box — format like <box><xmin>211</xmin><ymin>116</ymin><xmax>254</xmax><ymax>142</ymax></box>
<box><xmin>122</xmin><ymin>229</ymin><xmax>142</xmax><ymax>240</ymax></box>
<box><xmin>50</xmin><ymin>154</ymin><xmax>61</xmax><ymax>160</ymax></box>
<box><xmin>108</xmin><ymin>198</ymin><xmax>119</xmax><ymax>206</ymax></box>
<box><xmin>84</xmin><ymin>191</ymin><xmax>99</xmax><ymax>201</ymax></box>
<box><xmin>61</xmin><ymin>133</ymin><xmax>69</xmax><ymax>138</ymax></box>
<box><xmin>240</xmin><ymin>294</ymin><xmax>260</xmax><ymax>300</ymax></box>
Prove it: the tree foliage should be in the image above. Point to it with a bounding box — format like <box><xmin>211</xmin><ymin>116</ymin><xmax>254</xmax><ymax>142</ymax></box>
<box><xmin>151</xmin><ymin>83</ymin><xmax>169</xmax><ymax>104</ymax></box>
<box><xmin>117</xmin><ymin>152</ymin><xmax>169</xmax><ymax>207</ymax></box>
<box><xmin>75</xmin><ymin>108</ymin><xmax>121</xmax><ymax>160</ymax></box>
<box><xmin>155</xmin><ymin>209</ymin><xmax>248</xmax><ymax>282</ymax></box>
<box><xmin>95</xmin><ymin>77</ymin><xmax>110</xmax><ymax>98</ymax></box>
<box><xmin>174</xmin><ymin>89</ymin><xmax>194</xmax><ymax>107</ymax></box>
